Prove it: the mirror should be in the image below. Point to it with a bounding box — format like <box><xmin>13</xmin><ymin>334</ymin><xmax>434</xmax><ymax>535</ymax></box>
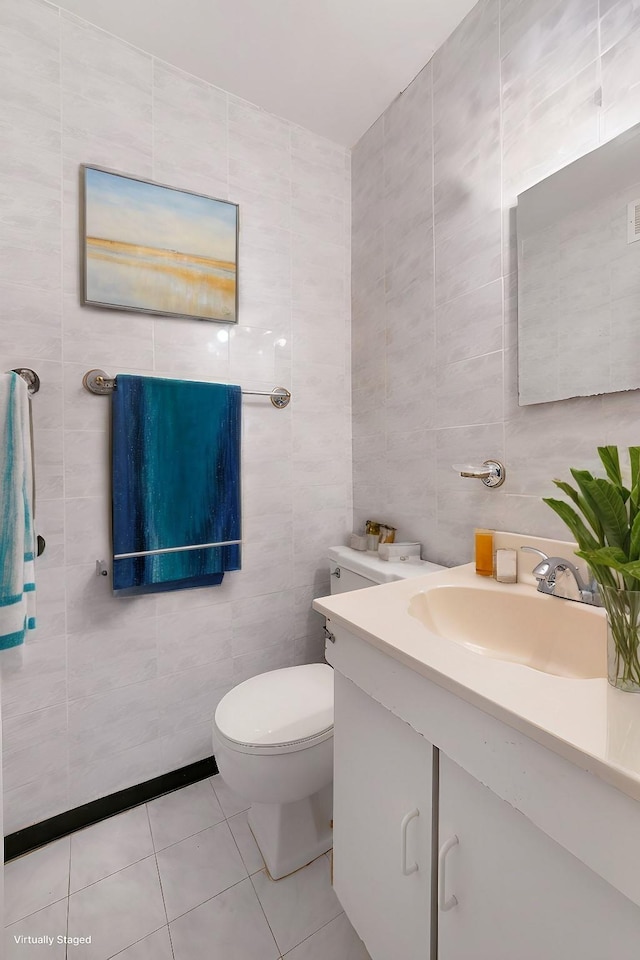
<box><xmin>517</xmin><ymin>121</ymin><xmax>640</xmax><ymax>406</ymax></box>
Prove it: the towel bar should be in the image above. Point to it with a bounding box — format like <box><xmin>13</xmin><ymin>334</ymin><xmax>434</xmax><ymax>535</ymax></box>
<box><xmin>114</xmin><ymin>539</ymin><xmax>242</xmax><ymax>560</ymax></box>
<box><xmin>82</xmin><ymin>369</ymin><xmax>291</xmax><ymax>408</ymax></box>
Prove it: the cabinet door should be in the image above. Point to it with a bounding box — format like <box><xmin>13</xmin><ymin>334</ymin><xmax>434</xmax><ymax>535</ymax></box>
<box><xmin>333</xmin><ymin>671</ymin><xmax>433</xmax><ymax>960</ymax></box>
<box><xmin>438</xmin><ymin>753</ymin><xmax>640</xmax><ymax>960</ymax></box>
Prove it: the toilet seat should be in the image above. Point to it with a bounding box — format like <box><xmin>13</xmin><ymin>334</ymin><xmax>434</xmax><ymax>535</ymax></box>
<box><xmin>214</xmin><ymin>724</ymin><xmax>332</xmax><ymax>756</ymax></box>
<box><xmin>214</xmin><ymin>663</ymin><xmax>333</xmax><ymax>756</ymax></box>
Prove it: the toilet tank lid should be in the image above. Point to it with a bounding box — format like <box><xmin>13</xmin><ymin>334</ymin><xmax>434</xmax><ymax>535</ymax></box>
<box><xmin>214</xmin><ymin>664</ymin><xmax>333</xmax><ymax>747</ymax></box>
<box><xmin>328</xmin><ymin>545</ymin><xmax>445</xmax><ymax>583</ymax></box>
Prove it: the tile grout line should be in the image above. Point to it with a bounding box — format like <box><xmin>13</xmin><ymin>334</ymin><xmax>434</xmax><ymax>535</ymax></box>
<box><xmin>211</xmin><ymin>782</ymin><xmax>307</xmax><ymax>954</ymax></box>
<box><xmin>224</xmin><ymin>803</ymin><xmax>257</xmax><ymax>877</ymax></box>
<box><xmin>5</xmin><ymin>893</ymin><xmax>70</xmax><ymax>930</ymax></box>
<box><xmin>65</xmin><ymin>850</ymin><xmax>158</xmax><ymax>897</ymax></box>
<box><xmin>210</xmin><ymin>775</ymin><xmax>270</xmax><ymax>880</ymax></box>
<box><xmin>248</xmin><ymin>852</ymin><xmax>342</xmax><ymax>957</ymax></box>
<box><xmin>144</xmin><ymin>801</ymin><xmax>171</xmax><ymax>927</ymax></box>
<box><xmin>164</xmin><ymin>874</ymin><xmax>249</xmax><ymax>925</ymax></box>
<box><xmin>146</xmin><ymin>802</ymin><xmax>180</xmax><ymax>960</ymax></box>
<box><xmin>247</xmin><ymin>870</ymin><xmax>283</xmax><ymax>956</ymax></box>
<box><xmin>165</xmin><ymin>915</ymin><xmax>176</xmax><ymax>960</ymax></box>
<box><xmin>106</xmin><ymin>923</ymin><xmax>169</xmax><ymax>960</ymax></box>
<box><xmin>498</xmin><ymin>0</ymin><xmax>507</xmax><ymax>434</ymax></box>
<box><xmin>151</xmin><ymin>816</ymin><xmax>231</xmax><ymax>855</ymax></box>
<box><xmin>149</xmin><ymin>778</ymin><xmax>257</xmax><ymax>928</ymax></box>
<box><xmin>63</xmin><ymin>804</ymin><xmax>181</xmax><ymax>898</ymax></box>
<box><xmin>65</xmin><ymin>831</ymin><xmax>71</xmax><ymax>960</ymax></box>
<box><xmin>97</xmin><ymin>801</ymin><xmax>178</xmax><ymax>960</ymax></box>
<box><xmin>280</xmin><ymin>909</ymin><xmax>348</xmax><ymax>959</ymax></box>
<box><xmin>55</xmin><ymin>0</ymin><xmax>71</xmax><ymax>845</ymax></box>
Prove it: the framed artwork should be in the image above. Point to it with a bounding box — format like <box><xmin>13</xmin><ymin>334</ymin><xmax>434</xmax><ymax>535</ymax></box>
<box><xmin>81</xmin><ymin>165</ymin><xmax>239</xmax><ymax>323</ymax></box>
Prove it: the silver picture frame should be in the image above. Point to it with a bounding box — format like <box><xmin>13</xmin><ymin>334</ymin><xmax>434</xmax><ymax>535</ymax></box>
<box><xmin>80</xmin><ymin>164</ymin><xmax>239</xmax><ymax>324</ymax></box>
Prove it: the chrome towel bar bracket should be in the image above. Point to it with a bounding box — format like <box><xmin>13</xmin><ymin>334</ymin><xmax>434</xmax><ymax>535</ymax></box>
<box><xmin>83</xmin><ymin>369</ymin><xmax>115</xmax><ymax>395</ymax></box>
<box><xmin>11</xmin><ymin>368</ymin><xmax>40</xmax><ymax>395</ymax></box>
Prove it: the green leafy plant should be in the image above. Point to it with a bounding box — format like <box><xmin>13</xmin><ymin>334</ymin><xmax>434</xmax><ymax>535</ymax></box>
<box><xmin>544</xmin><ymin>446</ymin><xmax>640</xmax><ymax>589</ymax></box>
<box><xmin>544</xmin><ymin>446</ymin><xmax>640</xmax><ymax>689</ymax></box>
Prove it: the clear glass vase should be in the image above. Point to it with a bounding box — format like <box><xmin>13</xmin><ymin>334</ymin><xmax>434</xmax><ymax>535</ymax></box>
<box><xmin>600</xmin><ymin>586</ymin><xmax>640</xmax><ymax>693</ymax></box>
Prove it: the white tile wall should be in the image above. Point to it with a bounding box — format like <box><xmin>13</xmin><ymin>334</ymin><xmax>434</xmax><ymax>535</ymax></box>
<box><xmin>0</xmin><ymin>0</ymin><xmax>351</xmax><ymax>832</ymax></box>
<box><xmin>352</xmin><ymin>0</ymin><xmax>640</xmax><ymax>567</ymax></box>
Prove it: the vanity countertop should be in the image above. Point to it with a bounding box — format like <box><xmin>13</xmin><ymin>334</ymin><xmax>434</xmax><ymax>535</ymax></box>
<box><xmin>313</xmin><ymin>562</ymin><xmax>640</xmax><ymax>804</ymax></box>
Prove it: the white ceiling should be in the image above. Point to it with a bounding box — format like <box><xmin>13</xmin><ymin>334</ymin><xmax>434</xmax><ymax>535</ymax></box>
<box><xmin>57</xmin><ymin>0</ymin><xmax>477</xmax><ymax>146</ymax></box>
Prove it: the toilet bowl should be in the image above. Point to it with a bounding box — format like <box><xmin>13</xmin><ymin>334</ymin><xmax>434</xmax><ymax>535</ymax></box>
<box><xmin>212</xmin><ymin>545</ymin><xmax>446</xmax><ymax>880</ymax></box>
<box><xmin>213</xmin><ymin>663</ymin><xmax>334</xmax><ymax>880</ymax></box>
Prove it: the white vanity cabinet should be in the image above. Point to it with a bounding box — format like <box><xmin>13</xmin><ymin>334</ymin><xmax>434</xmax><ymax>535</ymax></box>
<box><xmin>438</xmin><ymin>753</ymin><xmax>640</xmax><ymax>960</ymax></box>
<box><xmin>327</xmin><ymin>622</ymin><xmax>640</xmax><ymax>960</ymax></box>
<box><xmin>333</xmin><ymin>671</ymin><xmax>433</xmax><ymax>960</ymax></box>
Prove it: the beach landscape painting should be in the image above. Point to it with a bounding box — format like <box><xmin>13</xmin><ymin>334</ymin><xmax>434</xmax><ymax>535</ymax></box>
<box><xmin>82</xmin><ymin>166</ymin><xmax>238</xmax><ymax>322</ymax></box>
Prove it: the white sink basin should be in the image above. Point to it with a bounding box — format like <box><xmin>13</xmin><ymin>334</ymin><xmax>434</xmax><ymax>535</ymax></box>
<box><xmin>408</xmin><ymin>584</ymin><xmax>607</xmax><ymax>679</ymax></box>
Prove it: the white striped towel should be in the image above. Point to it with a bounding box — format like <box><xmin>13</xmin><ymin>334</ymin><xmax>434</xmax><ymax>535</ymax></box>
<box><xmin>0</xmin><ymin>372</ymin><xmax>36</xmax><ymax>649</ymax></box>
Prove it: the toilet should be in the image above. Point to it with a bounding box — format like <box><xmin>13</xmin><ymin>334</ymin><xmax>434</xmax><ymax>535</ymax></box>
<box><xmin>212</xmin><ymin>545</ymin><xmax>445</xmax><ymax>879</ymax></box>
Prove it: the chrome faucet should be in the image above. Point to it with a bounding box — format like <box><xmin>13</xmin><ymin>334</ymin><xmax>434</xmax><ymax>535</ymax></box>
<box><xmin>520</xmin><ymin>546</ymin><xmax>600</xmax><ymax>606</ymax></box>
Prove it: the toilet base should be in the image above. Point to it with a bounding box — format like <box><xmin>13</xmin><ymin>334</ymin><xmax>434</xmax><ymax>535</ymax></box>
<box><xmin>248</xmin><ymin>782</ymin><xmax>333</xmax><ymax>880</ymax></box>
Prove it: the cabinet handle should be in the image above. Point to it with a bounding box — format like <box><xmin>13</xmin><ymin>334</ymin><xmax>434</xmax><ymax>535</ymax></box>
<box><xmin>438</xmin><ymin>835</ymin><xmax>459</xmax><ymax>911</ymax></box>
<box><xmin>400</xmin><ymin>808</ymin><xmax>419</xmax><ymax>875</ymax></box>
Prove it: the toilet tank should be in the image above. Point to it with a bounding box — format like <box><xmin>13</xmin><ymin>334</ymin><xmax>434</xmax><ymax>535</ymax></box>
<box><xmin>328</xmin><ymin>545</ymin><xmax>445</xmax><ymax>595</ymax></box>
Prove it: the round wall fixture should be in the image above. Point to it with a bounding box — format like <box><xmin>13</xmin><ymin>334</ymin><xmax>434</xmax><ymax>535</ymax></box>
<box><xmin>452</xmin><ymin>460</ymin><xmax>506</xmax><ymax>488</ymax></box>
<box><xmin>479</xmin><ymin>459</ymin><xmax>505</xmax><ymax>488</ymax></box>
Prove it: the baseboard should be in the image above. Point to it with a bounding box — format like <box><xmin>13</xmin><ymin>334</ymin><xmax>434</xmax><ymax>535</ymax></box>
<box><xmin>4</xmin><ymin>755</ymin><xmax>218</xmax><ymax>862</ymax></box>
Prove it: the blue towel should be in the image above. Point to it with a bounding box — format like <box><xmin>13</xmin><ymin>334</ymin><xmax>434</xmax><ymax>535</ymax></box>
<box><xmin>112</xmin><ymin>375</ymin><xmax>242</xmax><ymax>595</ymax></box>
<box><xmin>0</xmin><ymin>372</ymin><xmax>36</xmax><ymax>648</ymax></box>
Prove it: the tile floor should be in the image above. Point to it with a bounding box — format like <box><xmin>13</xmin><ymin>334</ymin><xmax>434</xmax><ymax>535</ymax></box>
<box><xmin>4</xmin><ymin>776</ymin><xmax>371</xmax><ymax>960</ymax></box>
